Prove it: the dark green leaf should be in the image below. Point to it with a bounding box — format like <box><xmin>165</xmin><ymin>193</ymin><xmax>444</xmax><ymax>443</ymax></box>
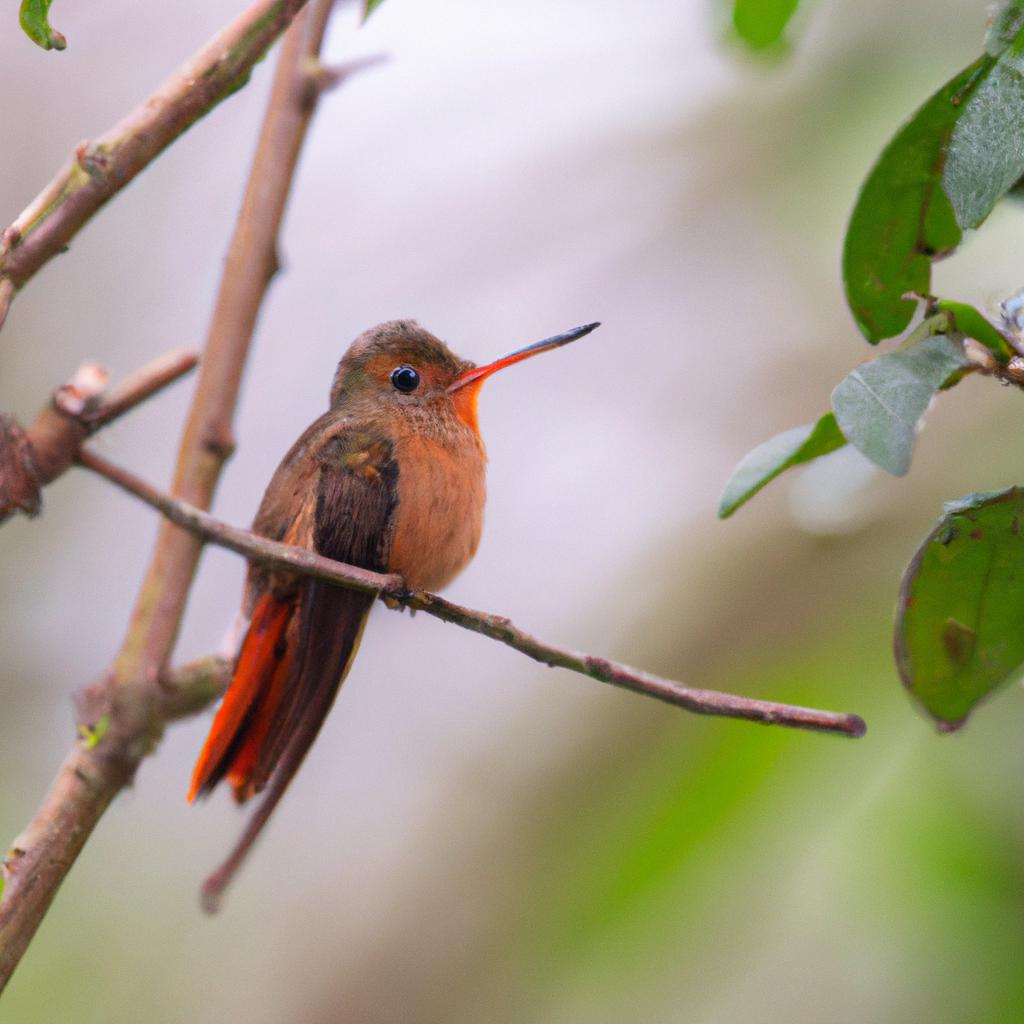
<box><xmin>718</xmin><ymin>412</ymin><xmax>846</xmax><ymax>519</ymax></box>
<box><xmin>732</xmin><ymin>0</ymin><xmax>799</xmax><ymax>50</ymax></box>
<box><xmin>19</xmin><ymin>0</ymin><xmax>65</xmax><ymax>50</ymax></box>
<box><xmin>896</xmin><ymin>487</ymin><xmax>1024</xmax><ymax>728</ymax></box>
<box><xmin>986</xmin><ymin>0</ymin><xmax>1024</xmax><ymax>54</ymax></box>
<box><xmin>936</xmin><ymin>299</ymin><xmax>1016</xmax><ymax>360</ymax></box>
<box><xmin>831</xmin><ymin>335</ymin><xmax>968</xmax><ymax>476</ymax></box>
<box><xmin>842</xmin><ymin>59</ymin><xmax>992</xmax><ymax>343</ymax></box>
<box><xmin>363</xmin><ymin>0</ymin><xmax>385</xmax><ymax>20</ymax></box>
<box><xmin>944</xmin><ymin>30</ymin><xmax>1024</xmax><ymax>228</ymax></box>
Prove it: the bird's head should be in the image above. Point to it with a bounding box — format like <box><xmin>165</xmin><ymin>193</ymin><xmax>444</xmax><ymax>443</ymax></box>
<box><xmin>330</xmin><ymin>319</ymin><xmax>600</xmax><ymax>437</ymax></box>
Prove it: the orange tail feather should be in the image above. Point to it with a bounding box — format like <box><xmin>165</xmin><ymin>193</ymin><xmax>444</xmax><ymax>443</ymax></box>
<box><xmin>225</xmin><ymin>646</ymin><xmax>291</xmax><ymax>802</ymax></box>
<box><xmin>188</xmin><ymin>594</ymin><xmax>293</xmax><ymax>803</ymax></box>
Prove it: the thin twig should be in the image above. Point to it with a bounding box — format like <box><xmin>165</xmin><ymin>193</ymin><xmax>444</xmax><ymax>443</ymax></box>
<box><xmin>0</xmin><ymin>0</ymin><xmax>340</xmax><ymax>992</ymax></box>
<box><xmin>114</xmin><ymin>0</ymin><xmax>338</xmax><ymax>689</ymax></box>
<box><xmin>0</xmin><ymin>348</ymin><xmax>199</xmax><ymax>522</ymax></box>
<box><xmin>0</xmin><ymin>0</ymin><xmax>309</xmax><ymax>323</ymax></box>
<box><xmin>87</xmin><ymin>348</ymin><xmax>200</xmax><ymax>428</ymax></box>
<box><xmin>160</xmin><ymin>655</ymin><xmax>233</xmax><ymax>722</ymax></box>
<box><xmin>79</xmin><ymin>448</ymin><xmax>868</xmax><ymax>739</ymax></box>
<box><xmin>302</xmin><ymin>53</ymin><xmax>389</xmax><ymax>97</ymax></box>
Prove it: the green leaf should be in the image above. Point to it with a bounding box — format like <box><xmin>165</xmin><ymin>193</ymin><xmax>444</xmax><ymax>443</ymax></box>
<box><xmin>842</xmin><ymin>59</ymin><xmax>992</xmax><ymax>343</ymax></box>
<box><xmin>363</xmin><ymin>0</ymin><xmax>385</xmax><ymax>20</ymax></box>
<box><xmin>986</xmin><ymin>0</ymin><xmax>1024</xmax><ymax>54</ymax></box>
<box><xmin>77</xmin><ymin>714</ymin><xmax>110</xmax><ymax>750</ymax></box>
<box><xmin>896</xmin><ymin>487</ymin><xmax>1024</xmax><ymax>728</ymax></box>
<box><xmin>936</xmin><ymin>299</ymin><xmax>1016</xmax><ymax>360</ymax></box>
<box><xmin>944</xmin><ymin>23</ymin><xmax>1024</xmax><ymax>228</ymax></box>
<box><xmin>718</xmin><ymin>412</ymin><xmax>846</xmax><ymax>518</ymax></box>
<box><xmin>19</xmin><ymin>0</ymin><xmax>65</xmax><ymax>50</ymax></box>
<box><xmin>831</xmin><ymin>335</ymin><xmax>968</xmax><ymax>476</ymax></box>
<box><xmin>844</xmin><ymin>7</ymin><xmax>1024</xmax><ymax>340</ymax></box>
<box><xmin>732</xmin><ymin>0</ymin><xmax>799</xmax><ymax>50</ymax></box>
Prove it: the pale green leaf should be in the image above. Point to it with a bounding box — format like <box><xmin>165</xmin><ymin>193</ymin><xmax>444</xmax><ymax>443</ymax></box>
<box><xmin>831</xmin><ymin>335</ymin><xmax>968</xmax><ymax>476</ymax></box>
<box><xmin>718</xmin><ymin>412</ymin><xmax>846</xmax><ymax>518</ymax></box>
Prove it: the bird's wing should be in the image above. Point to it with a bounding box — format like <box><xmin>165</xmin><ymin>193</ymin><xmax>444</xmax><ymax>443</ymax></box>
<box><xmin>191</xmin><ymin>426</ymin><xmax>398</xmax><ymax>909</ymax></box>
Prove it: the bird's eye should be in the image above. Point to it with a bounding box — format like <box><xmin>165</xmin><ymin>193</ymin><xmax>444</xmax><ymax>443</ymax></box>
<box><xmin>390</xmin><ymin>365</ymin><xmax>420</xmax><ymax>394</ymax></box>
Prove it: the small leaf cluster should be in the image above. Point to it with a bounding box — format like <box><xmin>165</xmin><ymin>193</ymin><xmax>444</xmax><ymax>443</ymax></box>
<box><xmin>722</xmin><ymin>0</ymin><xmax>1024</xmax><ymax>730</ymax></box>
<box><xmin>19</xmin><ymin>0</ymin><xmax>64</xmax><ymax>51</ymax></box>
<box><xmin>17</xmin><ymin>0</ymin><xmax>390</xmax><ymax>51</ymax></box>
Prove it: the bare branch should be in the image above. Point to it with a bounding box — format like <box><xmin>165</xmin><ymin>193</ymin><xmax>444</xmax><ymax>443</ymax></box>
<box><xmin>79</xmin><ymin>448</ymin><xmax>868</xmax><ymax>740</ymax></box>
<box><xmin>118</xmin><ymin>0</ymin><xmax>344</xmax><ymax>685</ymax></box>
<box><xmin>160</xmin><ymin>655</ymin><xmax>232</xmax><ymax>722</ymax></box>
<box><xmin>0</xmin><ymin>349</ymin><xmax>198</xmax><ymax>522</ymax></box>
<box><xmin>88</xmin><ymin>348</ymin><xmax>200</xmax><ymax>429</ymax></box>
<box><xmin>0</xmin><ymin>0</ymin><xmax>310</xmax><ymax>323</ymax></box>
<box><xmin>0</xmin><ymin>0</ymin><xmax>341</xmax><ymax>991</ymax></box>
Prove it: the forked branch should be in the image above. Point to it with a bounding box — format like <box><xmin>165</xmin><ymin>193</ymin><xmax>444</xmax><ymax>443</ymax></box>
<box><xmin>0</xmin><ymin>0</ymin><xmax>341</xmax><ymax>992</ymax></box>
<box><xmin>0</xmin><ymin>348</ymin><xmax>198</xmax><ymax>521</ymax></box>
<box><xmin>0</xmin><ymin>0</ymin><xmax>310</xmax><ymax>330</ymax></box>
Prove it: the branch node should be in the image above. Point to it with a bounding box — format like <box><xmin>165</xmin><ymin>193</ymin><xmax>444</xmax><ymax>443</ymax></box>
<box><xmin>74</xmin><ymin>141</ymin><xmax>112</xmax><ymax>181</ymax></box>
<box><xmin>0</xmin><ymin>227</ymin><xmax>21</xmax><ymax>253</ymax></box>
<box><xmin>267</xmin><ymin>245</ymin><xmax>283</xmax><ymax>283</ymax></box>
<box><xmin>300</xmin><ymin>53</ymin><xmax>388</xmax><ymax>104</ymax></box>
<box><xmin>2</xmin><ymin>847</ymin><xmax>25</xmax><ymax>885</ymax></box>
<box><xmin>1002</xmin><ymin>355</ymin><xmax>1024</xmax><ymax>387</ymax></box>
<box><xmin>52</xmin><ymin>363</ymin><xmax>109</xmax><ymax>418</ymax></box>
<box><xmin>201</xmin><ymin>430</ymin><xmax>237</xmax><ymax>461</ymax></box>
<box><xmin>0</xmin><ymin>416</ymin><xmax>42</xmax><ymax>517</ymax></box>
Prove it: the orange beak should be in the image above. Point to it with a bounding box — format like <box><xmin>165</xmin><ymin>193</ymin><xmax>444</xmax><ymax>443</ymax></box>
<box><xmin>448</xmin><ymin>322</ymin><xmax>601</xmax><ymax>394</ymax></box>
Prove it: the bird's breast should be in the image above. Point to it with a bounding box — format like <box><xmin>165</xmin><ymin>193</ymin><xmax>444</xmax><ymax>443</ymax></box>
<box><xmin>387</xmin><ymin>432</ymin><xmax>486</xmax><ymax>592</ymax></box>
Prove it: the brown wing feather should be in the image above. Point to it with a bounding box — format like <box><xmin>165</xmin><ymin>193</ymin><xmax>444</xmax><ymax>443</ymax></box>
<box><xmin>199</xmin><ymin>428</ymin><xmax>398</xmax><ymax>911</ymax></box>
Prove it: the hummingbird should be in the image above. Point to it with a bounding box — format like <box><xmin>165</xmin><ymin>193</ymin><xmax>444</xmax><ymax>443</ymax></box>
<box><xmin>189</xmin><ymin>318</ymin><xmax>600</xmax><ymax>906</ymax></box>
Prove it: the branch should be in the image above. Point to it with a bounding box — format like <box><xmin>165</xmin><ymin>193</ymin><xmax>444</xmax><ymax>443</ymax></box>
<box><xmin>302</xmin><ymin>53</ymin><xmax>389</xmax><ymax>97</ymax></box>
<box><xmin>0</xmin><ymin>0</ymin><xmax>310</xmax><ymax>330</ymax></box>
<box><xmin>112</xmin><ymin>0</ymin><xmax>340</xmax><ymax>695</ymax></box>
<box><xmin>0</xmin><ymin>348</ymin><xmax>198</xmax><ymax>521</ymax></box>
<box><xmin>0</xmin><ymin>0</ymin><xmax>341</xmax><ymax>992</ymax></box>
<box><xmin>160</xmin><ymin>655</ymin><xmax>232</xmax><ymax>722</ymax></box>
<box><xmin>80</xmin><ymin>448</ymin><xmax>868</xmax><ymax>739</ymax></box>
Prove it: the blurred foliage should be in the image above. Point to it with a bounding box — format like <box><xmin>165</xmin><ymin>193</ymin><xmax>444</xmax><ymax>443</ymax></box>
<box><xmin>721</xmin><ymin>301</ymin><xmax>1018</xmax><ymax>517</ymax></box>
<box><xmin>730</xmin><ymin>0</ymin><xmax>1024</xmax><ymax>735</ymax></box>
<box><xmin>844</xmin><ymin>1</ymin><xmax>1024</xmax><ymax>343</ymax></box>
<box><xmin>732</xmin><ymin>0</ymin><xmax>801</xmax><ymax>50</ymax></box>
<box><xmin>496</xmin><ymin>609</ymin><xmax>1024</xmax><ymax>1022</ymax></box>
<box><xmin>18</xmin><ymin>0</ymin><xmax>65</xmax><ymax>50</ymax></box>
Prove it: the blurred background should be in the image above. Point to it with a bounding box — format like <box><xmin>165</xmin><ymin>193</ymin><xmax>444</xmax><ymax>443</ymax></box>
<box><xmin>3</xmin><ymin>0</ymin><xmax>1024</xmax><ymax>1020</ymax></box>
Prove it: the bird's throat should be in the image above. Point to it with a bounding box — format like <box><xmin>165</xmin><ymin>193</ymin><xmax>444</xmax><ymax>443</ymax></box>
<box><xmin>451</xmin><ymin>380</ymin><xmax>483</xmax><ymax>437</ymax></box>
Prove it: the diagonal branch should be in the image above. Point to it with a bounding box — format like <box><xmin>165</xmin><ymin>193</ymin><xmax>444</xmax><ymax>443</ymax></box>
<box><xmin>0</xmin><ymin>0</ymin><xmax>341</xmax><ymax>993</ymax></box>
<box><xmin>80</xmin><ymin>447</ymin><xmax>869</xmax><ymax>739</ymax></box>
<box><xmin>0</xmin><ymin>0</ymin><xmax>310</xmax><ymax>331</ymax></box>
<box><xmin>0</xmin><ymin>348</ymin><xmax>199</xmax><ymax>521</ymax></box>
